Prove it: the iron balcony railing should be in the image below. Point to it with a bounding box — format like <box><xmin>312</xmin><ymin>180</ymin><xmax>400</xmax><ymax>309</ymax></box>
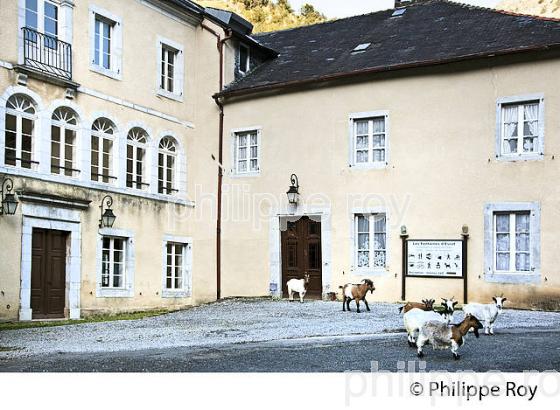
<box><xmin>22</xmin><ymin>27</ymin><xmax>72</xmax><ymax>80</ymax></box>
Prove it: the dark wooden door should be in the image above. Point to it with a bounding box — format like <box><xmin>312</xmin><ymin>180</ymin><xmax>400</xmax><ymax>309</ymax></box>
<box><xmin>281</xmin><ymin>216</ymin><xmax>322</xmax><ymax>298</ymax></box>
<box><xmin>31</xmin><ymin>228</ymin><xmax>68</xmax><ymax>319</ymax></box>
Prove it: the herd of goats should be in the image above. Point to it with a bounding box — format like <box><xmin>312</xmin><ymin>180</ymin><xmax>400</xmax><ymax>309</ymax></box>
<box><xmin>286</xmin><ymin>275</ymin><xmax>507</xmax><ymax>360</ymax></box>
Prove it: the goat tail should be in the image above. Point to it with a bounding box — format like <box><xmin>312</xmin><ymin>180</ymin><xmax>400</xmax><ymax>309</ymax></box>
<box><xmin>398</xmin><ymin>305</ymin><xmax>404</xmax><ymax>313</ymax></box>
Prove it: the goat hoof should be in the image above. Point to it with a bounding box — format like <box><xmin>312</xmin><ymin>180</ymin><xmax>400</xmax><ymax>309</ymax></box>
<box><xmin>408</xmin><ymin>341</ymin><xmax>415</xmax><ymax>348</ymax></box>
<box><xmin>417</xmin><ymin>352</ymin><xmax>424</xmax><ymax>358</ymax></box>
<box><xmin>453</xmin><ymin>354</ymin><xmax>460</xmax><ymax>360</ymax></box>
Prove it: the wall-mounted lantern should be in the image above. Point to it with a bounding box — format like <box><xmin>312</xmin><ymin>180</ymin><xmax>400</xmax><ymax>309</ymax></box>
<box><xmin>0</xmin><ymin>178</ymin><xmax>19</xmax><ymax>216</ymax></box>
<box><xmin>400</xmin><ymin>225</ymin><xmax>408</xmax><ymax>236</ymax></box>
<box><xmin>286</xmin><ymin>174</ymin><xmax>300</xmax><ymax>205</ymax></box>
<box><xmin>99</xmin><ymin>195</ymin><xmax>116</xmax><ymax>228</ymax></box>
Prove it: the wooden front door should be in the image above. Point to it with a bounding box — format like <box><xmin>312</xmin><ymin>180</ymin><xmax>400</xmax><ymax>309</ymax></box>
<box><xmin>281</xmin><ymin>216</ymin><xmax>322</xmax><ymax>298</ymax></box>
<box><xmin>31</xmin><ymin>228</ymin><xmax>68</xmax><ymax>319</ymax></box>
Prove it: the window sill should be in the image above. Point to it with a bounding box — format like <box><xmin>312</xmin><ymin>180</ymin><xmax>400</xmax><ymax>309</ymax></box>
<box><xmin>90</xmin><ymin>64</ymin><xmax>122</xmax><ymax>81</ymax></box>
<box><xmin>162</xmin><ymin>289</ymin><xmax>190</xmax><ymax>298</ymax></box>
<box><xmin>230</xmin><ymin>171</ymin><xmax>261</xmax><ymax>178</ymax></box>
<box><xmin>96</xmin><ymin>288</ymin><xmax>134</xmax><ymax>298</ymax></box>
<box><xmin>156</xmin><ymin>89</ymin><xmax>183</xmax><ymax>102</ymax></box>
<box><xmin>349</xmin><ymin>163</ymin><xmax>388</xmax><ymax>170</ymax></box>
<box><xmin>484</xmin><ymin>272</ymin><xmax>540</xmax><ymax>284</ymax></box>
<box><xmin>496</xmin><ymin>153</ymin><xmax>544</xmax><ymax>162</ymax></box>
<box><xmin>351</xmin><ymin>268</ymin><xmax>390</xmax><ymax>277</ymax></box>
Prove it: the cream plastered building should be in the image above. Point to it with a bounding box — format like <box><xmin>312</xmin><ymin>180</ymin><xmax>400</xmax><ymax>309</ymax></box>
<box><xmin>1</xmin><ymin>0</ymin><xmax>560</xmax><ymax>322</ymax></box>
<box><xmin>0</xmin><ymin>0</ymin><xmax>272</xmax><ymax>321</ymax></box>
<box><xmin>217</xmin><ymin>1</ymin><xmax>560</xmax><ymax>310</ymax></box>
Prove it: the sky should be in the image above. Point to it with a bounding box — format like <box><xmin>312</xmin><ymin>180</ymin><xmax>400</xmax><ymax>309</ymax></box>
<box><xmin>288</xmin><ymin>0</ymin><xmax>502</xmax><ymax>18</ymax></box>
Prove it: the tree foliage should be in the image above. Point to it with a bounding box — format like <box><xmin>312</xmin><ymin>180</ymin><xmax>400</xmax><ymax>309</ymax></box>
<box><xmin>497</xmin><ymin>0</ymin><xmax>560</xmax><ymax>18</ymax></box>
<box><xmin>199</xmin><ymin>0</ymin><xmax>328</xmax><ymax>33</ymax></box>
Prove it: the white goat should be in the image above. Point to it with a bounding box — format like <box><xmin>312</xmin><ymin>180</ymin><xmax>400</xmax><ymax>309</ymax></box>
<box><xmin>403</xmin><ymin>308</ymin><xmax>453</xmax><ymax>347</ymax></box>
<box><xmin>287</xmin><ymin>273</ymin><xmax>310</xmax><ymax>303</ymax></box>
<box><xmin>463</xmin><ymin>295</ymin><xmax>507</xmax><ymax>335</ymax></box>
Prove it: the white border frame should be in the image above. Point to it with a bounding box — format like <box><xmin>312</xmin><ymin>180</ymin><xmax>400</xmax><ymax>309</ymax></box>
<box><xmin>269</xmin><ymin>206</ymin><xmax>332</xmax><ymax>299</ymax></box>
<box><xmin>19</xmin><ymin>203</ymin><xmax>82</xmax><ymax>321</ymax></box>
<box><xmin>156</xmin><ymin>35</ymin><xmax>185</xmax><ymax>102</ymax></box>
<box><xmin>230</xmin><ymin>126</ymin><xmax>261</xmax><ymax>178</ymax></box>
<box><xmin>96</xmin><ymin>227</ymin><xmax>135</xmax><ymax>298</ymax></box>
<box><xmin>349</xmin><ymin>206</ymin><xmax>391</xmax><ymax>276</ymax></box>
<box><xmin>161</xmin><ymin>235</ymin><xmax>193</xmax><ymax>298</ymax></box>
<box><xmin>348</xmin><ymin>110</ymin><xmax>390</xmax><ymax>169</ymax></box>
<box><xmin>495</xmin><ymin>93</ymin><xmax>545</xmax><ymax>162</ymax></box>
<box><xmin>88</xmin><ymin>4</ymin><xmax>123</xmax><ymax>81</ymax></box>
<box><xmin>483</xmin><ymin>202</ymin><xmax>541</xmax><ymax>284</ymax></box>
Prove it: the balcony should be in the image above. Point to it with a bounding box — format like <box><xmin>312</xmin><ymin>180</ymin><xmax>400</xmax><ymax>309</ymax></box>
<box><xmin>22</xmin><ymin>27</ymin><xmax>72</xmax><ymax>81</ymax></box>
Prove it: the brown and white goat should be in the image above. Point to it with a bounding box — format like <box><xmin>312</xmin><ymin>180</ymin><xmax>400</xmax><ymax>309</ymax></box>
<box><xmin>287</xmin><ymin>273</ymin><xmax>310</xmax><ymax>303</ymax></box>
<box><xmin>399</xmin><ymin>299</ymin><xmax>435</xmax><ymax>314</ymax></box>
<box><xmin>416</xmin><ymin>314</ymin><xmax>483</xmax><ymax>360</ymax></box>
<box><xmin>341</xmin><ymin>279</ymin><xmax>375</xmax><ymax>313</ymax></box>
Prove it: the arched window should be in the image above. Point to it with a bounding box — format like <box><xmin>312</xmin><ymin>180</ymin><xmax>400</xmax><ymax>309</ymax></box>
<box><xmin>51</xmin><ymin>107</ymin><xmax>79</xmax><ymax>177</ymax></box>
<box><xmin>4</xmin><ymin>94</ymin><xmax>36</xmax><ymax>169</ymax></box>
<box><xmin>158</xmin><ymin>136</ymin><xmax>178</xmax><ymax>195</ymax></box>
<box><xmin>126</xmin><ymin>127</ymin><xmax>148</xmax><ymax>190</ymax></box>
<box><xmin>91</xmin><ymin>118</ymin><xmax>116</xmax><ymax>184</ymax></box>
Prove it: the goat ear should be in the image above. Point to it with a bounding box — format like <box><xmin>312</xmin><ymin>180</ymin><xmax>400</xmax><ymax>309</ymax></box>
<box><xmin>502</xmin><ymin>298</ymin><xmax>507</xmax><ymax>303</ymax></box>
<box><xmin>492</xmin><ymin>297</ymin><xmax>497</xmax><ymax>303</ymax></box>
<box><xmin>453</xmin><ymin>301</ymin><xmax>458</xmax><ymax>307</ymax></box>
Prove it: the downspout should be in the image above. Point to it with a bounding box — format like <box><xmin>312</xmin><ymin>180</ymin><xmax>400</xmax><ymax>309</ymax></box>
<box><xmin>202</xmin><ymin>23</ymin><xmax>232</xmax><ymax>300</ymax></box>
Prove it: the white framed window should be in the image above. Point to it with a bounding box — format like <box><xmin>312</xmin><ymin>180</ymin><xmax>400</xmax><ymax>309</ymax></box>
<box><xmin>24</xmin><ymin>0</ymin><xmax>58</xmax><ymax>41</ymax></box>
<box><xmin>233</xmin><ymin>129</ymin><xmax>260</xmax><ymax>175</ymax></box>
<box><xmin>50</xmin><ymin>107</ymin><xmax>79</xmax><ymax>177</ymax></box>
<box><xmin>158</xmin><ymin>136</ymin><xmax>178</xmax><ymax>195</ymax></box>
<box><xmin>354</xmin><ymin>213</ymin><xmax>387</xmax><ymax>270</ymax></box>
<box><xmin>4</xmin><ymin>94</ymin><xmax>37</xmax><ymax>169</ymax></box>
<box><xmin>496</xmin><ymin>95</ymin><xmax>544</xmax><ymax>160</ymax></box>
<box><xmin>126</xmin><ymin>127</ymin><xmax>148</xmax><ymax>190</ymax></box>
<box><xmin>161</xmin><ymin>236</ymin><xmax>192</xmax><ymax>298</ymax></box>
<box><xmin>349</xmin><ymin>112</ymin><xmax>388</xmax><ymax>167</ymax></box>
<box><xmin>89</xmin><ymin>5</ymin><xmax>122</xmax><ymax>80</ymax></box>
<box><xmin>239</xmin><ymin>43</ymin><xmax>250</xmax><ymax>74</ymax></box>
<box><xmin>156</xmin><ymin>37</ymin><xmax>184</xmax><ymax>100</ymax></box>
<box><xmin>484</xmin><ymin>202</ymin><xmax>540</xmax><ymax>284</ymax></box>
<box><xmin>494</xmin><ymin>212</ymin><xmax>531</xmax><ymax>273</ymax></box>
<box><xmin>96</xmin><ymin>228</ymin><xmax>135</xmax><ymax>298</ymax></box>
<box><xmin>101</xmin><ymin>236</ymin><xmax>126</xmax><ymax>289</ymax></box>
<box><xmin>91</xmin><ymin>117</ymin><xmax>116</xmax><ymax>184</ymax></box>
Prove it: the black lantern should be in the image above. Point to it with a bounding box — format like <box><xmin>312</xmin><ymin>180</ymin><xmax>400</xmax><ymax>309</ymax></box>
<box><xmin>0</xmin><ymin>178</ymin><xmax>18</xmax><ymax>216</ymax></box>
<box><xmin>99</xmin><ymin>195</ymin><xmax>116</xmax><ymax>228</ymax></box>
<box><xmin>286</xmin><ymin>174</ymin><xmax>300</xmax><ymax>205</ymax></box>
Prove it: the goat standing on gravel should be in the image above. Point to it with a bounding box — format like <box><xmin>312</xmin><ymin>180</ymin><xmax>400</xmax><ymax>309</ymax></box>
<box><xmin>463</xmin><ymin>295</ymin><xmax>507</xmax><ymax>335</ymax></box>
<box><xmin>341</xmin><ymin>279</ymin><xmax>375</xmax><ymax>313</ymax></box>
<box><xmin>416</xmin><ymin>314</ymin><xmax>484</xmax><ymax>360</ymax></box>
<box><xmin>287</xmin><ymin>273</ymin><xmax>310</xmax><ymax>303</ymax></box>
<box><xmin>399</xmin><ymin>299</ymin><xmax>435</xmax><ymax>314</ymax></box>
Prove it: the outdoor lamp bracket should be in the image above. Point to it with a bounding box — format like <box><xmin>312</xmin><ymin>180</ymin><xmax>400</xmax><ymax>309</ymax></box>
<box><xmin>99</xmin><ymin>195</ymin><xmax>116</xmax><ymax>228</ymax></box>
<box><xmin>287</xmin><ymin>174</ymin><xmax>300</xmax><ymax>205</ymax></box>
<box><xmin>0</xmin><ymin>178</ymin><xmax>19</xmax><ymax>216</ymax></box>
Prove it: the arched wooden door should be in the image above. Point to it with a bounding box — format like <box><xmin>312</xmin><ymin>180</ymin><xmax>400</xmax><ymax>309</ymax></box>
<box><xmin>281</xmin><ymin>216</ymin><xmax>322</xmax><ymax>298</ymax></box>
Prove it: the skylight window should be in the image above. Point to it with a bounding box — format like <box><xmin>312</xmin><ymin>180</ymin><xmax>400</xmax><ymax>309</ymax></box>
<box><xmin>391</xmin><ymin>8</ymin><xmax>406</xmax><ymax>17</ymax></box>
<box><xmin>352</xmin><ymin>43</ymin><xmax>371</xmax><ymax>53</ymax></box>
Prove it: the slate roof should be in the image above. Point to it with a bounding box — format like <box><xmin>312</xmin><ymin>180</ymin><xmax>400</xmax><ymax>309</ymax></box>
<box><xmin>220</xmin><ymin>0</ymin><xmax>560</xmax><ymax>97</ymax></box>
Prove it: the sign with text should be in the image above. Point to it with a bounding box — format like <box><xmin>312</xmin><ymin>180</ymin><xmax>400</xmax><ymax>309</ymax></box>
<box><xmin>406</xmin><ymin>240</ymin><xmax>463</xmax><ymax>278</ymax></box>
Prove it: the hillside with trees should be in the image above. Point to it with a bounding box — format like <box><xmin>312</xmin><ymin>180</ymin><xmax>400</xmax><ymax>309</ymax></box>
<box><xmin>198</xmin><ymin>0</ymin><xmax>327</xmax><ymax>33</ymax></box>
<box><xmin>497</xmin><ymin>0</ymin><xmax>560</xmax><ymax>18</ymax></box>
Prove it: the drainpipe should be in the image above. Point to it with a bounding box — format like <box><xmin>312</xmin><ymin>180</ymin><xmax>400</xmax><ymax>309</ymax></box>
<box><xmin>202</xmin><ymin>23</ymin><xmax>232</xmax><ymax>300</ymax></box>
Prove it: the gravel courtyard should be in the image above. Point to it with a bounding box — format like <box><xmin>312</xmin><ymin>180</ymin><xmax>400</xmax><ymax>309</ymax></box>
<box><xmin>1</xmin><ymin>298</ymin><xmax>560</xmax><ymax>360</ymax></box>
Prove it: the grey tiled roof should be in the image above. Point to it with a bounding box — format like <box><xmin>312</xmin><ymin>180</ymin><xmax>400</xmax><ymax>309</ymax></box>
<box><xmin>221</xmin><ymin>0</ymin><xmax>560</xmax><ymax>96</ymax></box>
